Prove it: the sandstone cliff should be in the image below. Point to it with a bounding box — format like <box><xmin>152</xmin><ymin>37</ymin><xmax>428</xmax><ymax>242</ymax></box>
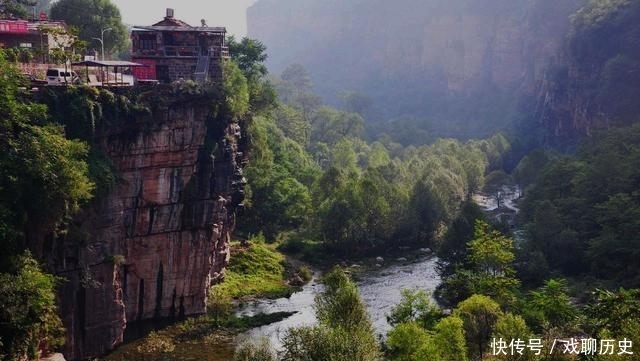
<box><xmin>530</xmin><ymin>0</ymin><xmax>640</xmax><ymax>147</ymax></box>
<box><xmin>41</xmin><ymin>86</ymin><xmax>246</xmax><ymax>360</ymax></box>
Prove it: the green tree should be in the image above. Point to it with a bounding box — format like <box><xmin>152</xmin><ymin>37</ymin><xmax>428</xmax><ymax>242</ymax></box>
<box><xmin>35</xmin><ymin>0</ymin><xmax>50</xmax><ymax>14</ymax></box>
<box><xmin>228</xmin><ymin>36</ymin><xmax>267</xmax><ymax>81</ymax></box>
<box><xmin>386</xmin><ymin>321</ymin><xmax>438</xmax><ymax>361</ymax></box>
<box><xmin>50</xmin><ymin>0</ymin><xmax>128</xmax><ymax>58</ymax></box>
<box><xmin>274</xmin><ymin>104</ymin><xmax>310</xmax><ymax>146</ymax></box>
<box><xmin>437</xmin><ymin>200</ymin><xmax>485</xmax><ymax>278</ymax></box>
<box><xmin>0</xmin><ymin>253</ymin><xmax>64</xmax><ymax>360</ymax></box>
<box><xmin>0</xmin><ymin>52</ymin><xmax>93</xmax><ymax>264</ymax></box>
<box><xmin>276</xmin><ymin>64</ymin><xmax>321</xmax><ymax>122</ymax></box>
<box><xmin>521</xmin><ymin>124</ymin><xmax>640</xmax><ymax>283</ymax></box>
<box><xmin>282</xmin><ymin>268</ymin><xmax>381</xmax><ymax>361</ymax></box>
<box><xmin>222</xmin><ymin>60</ymin><xmax>250</xmax><ymax>118</ymax></box>
<box><xmin>227</xmin><ymin>36</ymin><xmax>275</xmax><ymax>114</ymax></box>
<box><xmin>523</xmin><ymin>279</ymin><xmax>576</xmax><ymax>333</ymax></box>
<box><xmin>387</xmin><ymin>289</ymin><xmax>443</xmax><ymax>330</ymax></box>
<box><xmin>491</xmin><ymin>313</ymin><xmax>534</xmax><ymax>361</ymax></box>
<box><xmin>467</xmin><ymin>221</ymin><xmax>520</xmax><ymax>306</ymax></box>
<box><xmin>454</xmin><ymin>294</ymin><xmax>503</xmax><ymax>360</ymax></box>
<box><xmin>340</xmin><ymin>91</ymin><xmax>372</xmax><ymax>117</ymax></box>
<box><xmin>386</xmin><ymin>315</ymin><xmax>467</xmax><ymax>361</ymax></box>
<box><xmin>0</xmin><ymin>0</ymin><xmax>36</xmax><ymax>18</ymax></box>
<box><xmin>0</xmin><ymin>50</ymin><xmax>93</xmax><ymax>360</ymax></box>
<box><xmin>584</xmin><ymin>288</ymin><xmax>640</xmax><ymax>361</ymax></box>
<box><xmin>433</xmin><ymin>316</ymin><xmax>468</xmax><ymax>361</ymax></box>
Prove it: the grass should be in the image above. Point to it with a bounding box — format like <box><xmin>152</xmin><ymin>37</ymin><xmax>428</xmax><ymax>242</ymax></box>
<box><xmin>276</xmin><ymin>234</ymin><xmax>331</xmax><ymax>264</ymax></box>
<box><xmin>212</xmin><ymin>236</ymin><xmax>293</xmax><ymax>300</ymax></box>
<box><xmin>102</xmin><ymin>312</ymin><xmax>293</xmax><ymax>361</ymax></box>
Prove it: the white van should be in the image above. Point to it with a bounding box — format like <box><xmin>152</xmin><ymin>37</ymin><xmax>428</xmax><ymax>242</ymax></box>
<box><xmin>46</xmin><ymin>68</ymin><xmax>79</xmax><ymax>85</ymax></box>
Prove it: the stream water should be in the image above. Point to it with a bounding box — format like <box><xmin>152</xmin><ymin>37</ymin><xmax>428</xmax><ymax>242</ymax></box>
<box><xmin>238</xmin><ymin>255</ymin><xmax>441</xmax><ymax>349</ymax></box>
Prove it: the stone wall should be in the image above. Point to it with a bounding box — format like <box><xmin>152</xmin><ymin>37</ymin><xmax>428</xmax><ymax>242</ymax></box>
<box><xmin>49</xmin><ymin>93</ymin><xmax>245</xmax><ymax>360</ymax></box>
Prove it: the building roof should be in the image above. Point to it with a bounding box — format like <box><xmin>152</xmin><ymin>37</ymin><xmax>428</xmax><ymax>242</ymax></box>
<box><xmin>152</xmin><ymin>16</ymin><xmax>191</xmax><ymax>28</ymax></box>
<box><xmin>132</xmin><ymin>25</ymin><xmax>226</xmax><ymax>33</ymax></box>
<box><xmin>132</xmin><ymin>9</ymin><xmax>225</xmax><ymax>34</ymax></box>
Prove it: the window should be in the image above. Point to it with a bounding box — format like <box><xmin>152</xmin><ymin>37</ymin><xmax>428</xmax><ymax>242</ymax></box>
<box><xmin>139</xmin><ymin>35</ymin><xmax>155</xmax><ymax>50</ymax></box>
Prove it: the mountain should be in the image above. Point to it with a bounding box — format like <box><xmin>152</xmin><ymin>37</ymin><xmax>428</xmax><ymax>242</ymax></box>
<box><xmin>247</xmin><ymin>0</ymin><xmax>583</xmax><ymax>141</ymax></box>
<box><xmin>530</xmin><ymin>0</ymin><xmax>640</xmax><ymax>148</ymax></box>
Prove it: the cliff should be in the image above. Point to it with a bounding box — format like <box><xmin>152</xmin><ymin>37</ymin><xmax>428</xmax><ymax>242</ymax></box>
<box><xmin>247</xmin><ymin>0</ymin><xmax>582</xmax><ymax>139</ymax></box>
<box><xmin>530</xmin><ymin>0</ymin><xmax>640</xmax><ymax>147</ymax></box>
<box><xmin>39</xmin><ymin>85</ymin><xmax>246</xmax><ymax>360</ymax></box>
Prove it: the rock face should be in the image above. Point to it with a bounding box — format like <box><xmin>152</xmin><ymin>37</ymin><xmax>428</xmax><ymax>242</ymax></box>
<box><xmin>531</xmin><ymin>0</ymin><xmax>640</xmax><ymax>146</ymax></box>
<box><xmin>49</xmin><ymin>94</ymin><xmax>245</xmax><ymax>360</ymax></box>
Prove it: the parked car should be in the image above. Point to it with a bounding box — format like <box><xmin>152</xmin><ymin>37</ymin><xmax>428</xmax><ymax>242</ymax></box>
<box><xmin>46</xmin><ymin>68</ymin><xmax>79</xmax><ymax>85</ymax></box>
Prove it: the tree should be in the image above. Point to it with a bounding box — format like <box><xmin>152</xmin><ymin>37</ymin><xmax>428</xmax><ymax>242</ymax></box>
<box><xmin>467</xmin><ymin>221</ymin><xmax>520</xmax><ymax>306</ymax></box>
<box><xmin>227</xmin><ymin>36</ymin><xmax>275</xmax><ymax>113</ymax></box>
<box><xmin>386</xmin><ymin>321</ymin><xmax>438</xmax><ymax>361</ymax></box>
<box><xmin>0</xmin><ymin>0</ymin><xmax>36</xmax><ymax>19</ymax></box>
<box><xmin>0</xmin><ymin>51</ymin><xmax>93</xmax><ymax>360</ymax></box>
<box><xmin>454</xmin><ymin>294</ymin><xmax>503</xmax><ymax>360</ymax></box>
<box><xmin>386</xmin><ymin>315</ymin><xmax>467</xmax><ymax>361</ymax></box>
<box><xmin>0</xmin><ymin>51</ymin><xmax>93</xmax><ymax>265</ymax></box>
<box><xmin>276</xmin><ymin>64</ymin><xmax>321</xmax><ymax>122</ymax></box>
<box><xmin>482</xmin><ymin>170</ymin><xmax>512</xmax><ymax>208</ymax></box>
<box><xmin>583</xmin><ymin>288</ymin><xmax>640</xmax><ymax>361</ymax></box>
<box><xmin>228</xmin><ymin>36</ymin><xmax>268</xmax><ymax>82</ymax></box>
<box><xmin>437</xmin><ymin>200</ymin><xmax>485</xmax><ymax>278</ymax></box>
<box><xmin>340</xmin><ymin>91</ymin><xmax>372</xmax><ymax>117</ymax></box>
<box><xmin>387</xmin><ymin>289</ymin><xmax>443</xmax><ymax>330</ymax></box>
<box><xmin>35</xmin><ymin>0</ymin><xmax>50</xmax><ymax>14</ymax></box>
<box><xmin>0</xmin><ymin>253</ymin><xmax>64</xmax><ymax>360</ymax></box>
<box><xmin>523</xmin><ymin>279</ymin><xmax>576</xmax><ymax>333</ymax></box>
<box><xmin>433</xmin><ymin>316</ymin><xmax>468</xmax><ymax>361</ymax></box>
<box><xmin>282</xmin><ymin>267</ymin><xmax>381</xmax><ymax>361</ymax></box>
<box><xmin>491</xmin><ymin>313</ymin><xmax>534</xmax><ymax>361</ymax></box>
<box><xmin>50</xmin><ymin>0</ymin><xmax>128</xmax><ymax>58</ymax></box>
<box><xmin>222</xmin><ymin>60</ymin><xmax>250</xmax><ymax>118</ymax></box>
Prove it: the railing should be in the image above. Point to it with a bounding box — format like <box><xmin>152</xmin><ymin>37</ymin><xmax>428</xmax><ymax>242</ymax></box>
<box><xmin>131</xmin><ymin>45</ymin><xmax>230</xmax><ymax>59</ymax></box>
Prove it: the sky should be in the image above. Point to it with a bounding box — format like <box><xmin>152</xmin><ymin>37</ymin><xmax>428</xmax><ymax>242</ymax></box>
<box><xmin>109</xmin><ymin>0</ymin><xmax>257</xmax><ymax>37</ymax></box>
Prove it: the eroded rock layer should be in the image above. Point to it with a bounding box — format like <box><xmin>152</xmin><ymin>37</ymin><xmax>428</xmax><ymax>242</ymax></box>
<box><xmin>51</xmin><ymin>96</ymin><xmax>244</xmax><ymax>360</ymax></box>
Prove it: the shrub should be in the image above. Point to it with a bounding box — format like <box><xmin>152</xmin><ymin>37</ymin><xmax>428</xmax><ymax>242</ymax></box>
<box><xmin>233</xmin><ymin>338</ymin><xmax>277</xmax><ymax>361</ymax></box>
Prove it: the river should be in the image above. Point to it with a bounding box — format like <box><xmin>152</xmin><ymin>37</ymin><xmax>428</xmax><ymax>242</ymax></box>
<box><xmin>238</xmin><ymin>254</ymin><xmax>440</xmax><ymax>349</ymax></box>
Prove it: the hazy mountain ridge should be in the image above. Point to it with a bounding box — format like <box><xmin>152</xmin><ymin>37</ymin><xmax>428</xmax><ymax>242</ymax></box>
<box><xmin>248</xmin><ymin>0</ymin><xmax>582</xmax><ymax>140</ymax></box>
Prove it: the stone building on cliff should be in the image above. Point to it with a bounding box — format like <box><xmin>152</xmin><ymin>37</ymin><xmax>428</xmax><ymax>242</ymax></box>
<box><xmin>130</xmin><ymin>8</ymin><xmax>229</xmax><ymax>83</ymax></box>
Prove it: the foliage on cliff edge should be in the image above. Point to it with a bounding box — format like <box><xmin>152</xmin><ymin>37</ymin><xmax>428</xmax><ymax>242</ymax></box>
<box><xmin>0</xmin><ymin>51</ymin><xmax>92</xmax><ymax>360</ymax></box>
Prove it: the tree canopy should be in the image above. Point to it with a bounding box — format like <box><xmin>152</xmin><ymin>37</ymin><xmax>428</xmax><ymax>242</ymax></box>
<box><xmin>50</xmin><ymin>0</ymin><xmax>128</xmax><ymax>58</ymax></box>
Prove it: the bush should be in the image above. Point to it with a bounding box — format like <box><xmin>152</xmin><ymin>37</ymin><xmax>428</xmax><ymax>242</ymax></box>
<box><xmin>208</xmin><ymin>288</ymin><xmax>233</xmax><ymax>324</ymax></box>
<box><xmin>135</xmin><ymin>331</ymin><xmax>175</xmax><ymax>354</ymax></box>
<box><xmin>234</xmin><ymin>338</ymin><xmax>277</xmax><ymax>361</ymax></box>
<box><xmin>296</xmin><ymin>265</ymin><xmax>313</xmax><ymax>283</ymax></box>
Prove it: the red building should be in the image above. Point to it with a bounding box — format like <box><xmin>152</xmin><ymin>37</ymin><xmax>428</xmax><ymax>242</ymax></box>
<box><xmin>130</xmin><ymin>9</ymin><xmax>229</xmax><ymax>83</ymax></box>
<box><xmin>0</xmin><ymin>19</ymin><xmax>74</xmax><ymax>63</ymax></box>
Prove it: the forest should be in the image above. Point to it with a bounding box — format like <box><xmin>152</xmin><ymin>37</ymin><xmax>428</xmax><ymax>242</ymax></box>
<box><xmin>1</xmin><ymin>0</ymin><xmax>640</xmax><ymax>360</ymax></box>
